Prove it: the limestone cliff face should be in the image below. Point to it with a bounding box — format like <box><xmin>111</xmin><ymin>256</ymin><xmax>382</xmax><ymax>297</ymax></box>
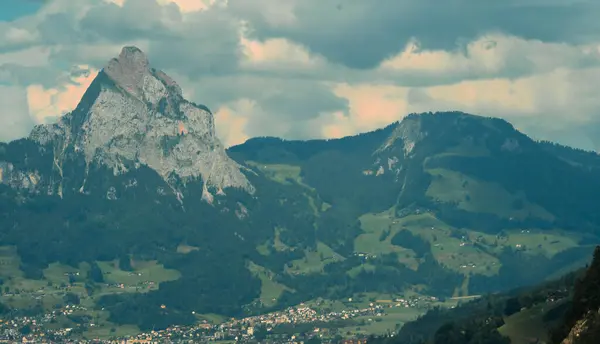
<box><xmin>25</xmin><ymin>46</ymin><xmax>253</xmax><ymax>200</ymax></box>
<box><xmin>364</xmin><ymin>115</ymin><xmax>426</xmax><ymax>182</ymax></box>
<box><xmin>376</xmin><ymin>114</ymin><xmax>426</xmax><ymax>157</ymax></box>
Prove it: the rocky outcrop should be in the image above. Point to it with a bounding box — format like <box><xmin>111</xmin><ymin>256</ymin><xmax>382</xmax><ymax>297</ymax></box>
<box><xmin>376</xmin><ymin>114</ymin><xmax>427</xmax><ymax>156</ymax></box>
<box><xmin>27</xmin><ymin>46</ymin><xmax>254</xmax><ymax>200</ymax></box>
<box><xmin>560</xmin><ymin>309</ymin><xmax>600</xmax><ymax>344</ymax></box>
<box><xmin>0</xmin><ymin>161</ymin><xmax>42</xmax><ymax>192</ymax></box>
<box><xmin>366</xmin><ymin>116</ymin><xmax>423</xmax><ymax>182</ymax></box>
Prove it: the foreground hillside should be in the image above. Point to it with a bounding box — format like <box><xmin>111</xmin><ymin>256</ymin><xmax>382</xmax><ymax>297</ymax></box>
<box><xmin>2</xmin><ymin>46</ymin><xmax>600</xmax><ymax>338</ymax></box>
<box><xmin>369</xmin><ymin>246</ymin><xmax>600</xmax><ymax>344</ymax></box>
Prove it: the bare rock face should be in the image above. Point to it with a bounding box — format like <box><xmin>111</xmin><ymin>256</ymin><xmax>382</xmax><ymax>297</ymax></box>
<box><xmin>376</xmin><ymin>114</ymin><xmax>426</xmax><ymax>156</ymax></box>
<box><xmin>0</xmin><ymin>161</ymin><xmax>42</xmax><ymax>192</ymax></box>
<box><xmin>364</xmin><ymin>115</ymin><xmax>426</xmax><ymax>182</ymax></box>
<box><xmin>560</xmin><ymin>309</ymin><xmax>600</xmax><ymax>344</ymax></box>
<box><xmin>28</xmin><ymin>46</ymin><xmax>254</xmax><ymax>199</ymax></box>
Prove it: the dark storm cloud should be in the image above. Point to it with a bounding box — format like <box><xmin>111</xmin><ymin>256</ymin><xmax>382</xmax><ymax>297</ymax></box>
<box><xmin>147</xmin><ymin>9</ymin><xmax>242</xmax><ymax>77</ymax></box>
<box><xmin>192</xmin><ymin>75</ymin><xmax>347</xmax><ymax>118</ymax></box>
<box><xmin>259</xmin><ymin>85</ymin><xmax>348</xmax><ymax>121</ymax></box>
<box><xmin>37</xmin><ymin>13</ymin><xmax>97</xmax><ymax>45</ymax></box>
<box><xmin>26</xmin><ymin>0</ymin><xmax>242</xmax><ymax>78</ymax></box>
<box><xmin>79</xmin><ymin>0</ymin><xmax>180</xmax><ymax>43</ymax></box>
<box><xmin>0</xmin><ymin>63</ymin><xmax>64</xmax><ymax>87</ymax></box>
<box><xmin>74</xmin><ymin>0</ymin><xmax>242</xmax><ymax>77</ymax></box>
<box><xmin>229</xmin><ymin>0</ymin><xmax>600</xmax><ymax>69</ymax></box>
<box><xmin>244</xmin><ymin>80</ymin><xmax>349</xmax><ymax>138</ymax></box>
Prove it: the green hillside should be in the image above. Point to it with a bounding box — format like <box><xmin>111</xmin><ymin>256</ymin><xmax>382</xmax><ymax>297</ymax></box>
<box><xmin>2</xmin><ymin>111</ymin><xmax>600</xmax><ymax>337</ymax></box>
<box><xmin>369</xmin><ymin>246</ymin><xmax>600</xmax><ymax>344</ymax></box>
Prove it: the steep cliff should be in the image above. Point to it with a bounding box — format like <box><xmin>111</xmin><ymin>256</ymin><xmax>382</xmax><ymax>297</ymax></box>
<box><xmin>20</xmin><ymin>46</ymin><xmax>253</xmax><ymax>202</ymax></box>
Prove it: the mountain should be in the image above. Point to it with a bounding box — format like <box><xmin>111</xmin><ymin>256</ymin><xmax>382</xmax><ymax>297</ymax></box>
<box><xmin>24</xmin><ymin>46</ymin><xmax>252</xmax><ymax>200</ymax></box>
<box><xmin>2</xmin><ymin>46</ymin><xmax>600</xmax><ymax>336</ymax></box>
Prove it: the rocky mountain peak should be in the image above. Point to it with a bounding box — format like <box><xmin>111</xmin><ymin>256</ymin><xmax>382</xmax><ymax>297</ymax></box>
<box><xmin>104</xmin><ymin>46</ymin><xmax>183</xmax><ymax>99</ymax></box>
<box><xmin>104</xmin><ymin>46</ymin><xmax>150</xmax><ymax>97</ymax></box>
<box><xmin>376</xmin><ymin>114</ymin><xmax>426</xmax><ymax>156</ymax></box>
<box><xmin>28</xmin><ymin>46</ymin><xmax>254</xmax><ymax>200</ymax></box>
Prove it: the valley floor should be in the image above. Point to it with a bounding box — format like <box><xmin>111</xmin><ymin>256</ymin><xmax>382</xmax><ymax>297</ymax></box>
<box><xmin>0</xmin><ymin>292</ymin><xmax>462</xmax><ymax>343</ymax></box>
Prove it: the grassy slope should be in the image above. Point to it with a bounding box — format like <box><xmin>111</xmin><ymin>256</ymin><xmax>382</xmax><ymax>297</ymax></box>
<box><xmin>0</xmin><ymin>247</ymin><xmax>181</xmax><ymax>339</ymax></box>
<box><xmin>248</xmin><ymin>262</ymin><xmax>292</xmax><ymax>307</ymax></box>
<box><xmin>426</xmin><ymin>168</ymin><xmax>554</xmax><ymax>221</ymax></box>
<box><xmin>355</xmin><ymin>209</ymin><xmax>419</xmax><ymax>270</ymax></box>
<box><xmin>287</xmin><ymin>242</ymin><xmax>345</xmax><ymax>274</ymax></box>
<box><xmin>498</xmin><ymin>300</ymin><xmax>567</xmax><ymax>344</ymax></box>
<box><xmin>244</xmin><ymin>148</ymin><xmax>586</xmax><ymax>297</ymax></box>
<box><xmin>356</xmin><ymin>207</ymin><xmax>583</xmax><ymax>298</ymax></box>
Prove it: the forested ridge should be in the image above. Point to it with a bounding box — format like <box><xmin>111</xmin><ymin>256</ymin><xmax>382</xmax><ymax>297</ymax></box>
<box><xmin>2</xmin><ymin>112</ymin><xmax>600</xmax><ymax>331</ymax></box>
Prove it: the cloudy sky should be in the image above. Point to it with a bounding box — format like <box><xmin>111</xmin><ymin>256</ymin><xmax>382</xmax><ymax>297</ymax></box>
<box><xmin>1</xmin><ymin>0</ymin><xmax>600</xmax><ymax>150</ymax></box>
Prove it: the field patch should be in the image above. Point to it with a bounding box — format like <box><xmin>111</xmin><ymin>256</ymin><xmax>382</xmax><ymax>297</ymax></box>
<box><xmin>356</xmin><ymin>210</ymin><xmax>419</xmax><ymax>270</ymax></box>
<box><xmin>398</xmin><ymin>214</ymin><xmax>501</xmax><ymax>276</ymax></box>
<box><xmin>498</xmin><ymin>300</ymin><xmax>567</xmax><ymax>344</ymax></box>
<box><xmin>43</xmin><ymin>262</ymin><xmax>89</xmax><ymax>285</ymax></box>
<box><xmin>287</xmin><ymin>242</ymin><xmax>345</xmax><ymax>275</ymax></box>
<box><xmin>248</xmin><ymin>262</ymin><xmax>292</xmax><ymax>307</ymax></box>
<box><xmin>256</xmin><ymin>227</ymin><xmax>291</xmax><ymax>256</ymax></box>
<box><xmin>329</xmin><ymin>292</ymin><xmax>460</xmax><ymax>337</ymax></box>
<box><xmin>96</xmin><ymin>260</ymin><xmax>180</xmax><ymax>293</ymax></box>
<box><xmin>246</xmin><ymin>161</ymin><xmax>310</xmax><ymax>188</ymax></box>
<box><xmin>426</xmin><ymin>168</ymin><xmax>554</xmax><ymax>221</ymax></box>
<box><xmin>81</xmin><ymin>309</ymin><xmax>140</xmax><ymax>340</ymax></box>
<box><xmin>347</xmin><ymin>264</ymin><xmax>377</xmax><ymax>277</ymax></box>
<box><xmin>496</xmin><ymin>230</ymin><xmax>579</xmax><ymax>258</ymax></box>
<box><xmin>340</xmin><ymin>306</ymin><xmax>422</xmax><ymax>336</ymax></box>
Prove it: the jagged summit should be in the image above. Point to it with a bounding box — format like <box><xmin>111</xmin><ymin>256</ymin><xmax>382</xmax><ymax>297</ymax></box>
<box><xmin>27</xmin><ymin>46</ymin><xmax>254</xmax><ymax>200</ymax></box>
<box><xmin>105</xmin><ymin>46</ymin><xmax>151</xmax><ymax>97</ymax></box>
<box><xmin>104</xmin><ymin>46</ymin><xmax>183</xmax><ymax>99</ymax></box>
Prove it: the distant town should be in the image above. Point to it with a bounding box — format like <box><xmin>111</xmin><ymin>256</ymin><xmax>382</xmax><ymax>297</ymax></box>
<box><xmin>0</xmin><ymin>295</ymin><xmax>449</xmax><ymax>343</ymax></box>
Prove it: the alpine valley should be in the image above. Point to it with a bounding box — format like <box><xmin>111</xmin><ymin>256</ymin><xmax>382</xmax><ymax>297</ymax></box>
<box><xmin>2</xmin><ymin>47</ymin><xmax>600</xmax><ymax>339</ymax></box>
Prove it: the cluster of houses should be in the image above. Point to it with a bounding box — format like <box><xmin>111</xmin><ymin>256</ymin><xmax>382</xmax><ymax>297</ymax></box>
<box><xmin>1</xmin><ymin>295</ymin><xmax>444</xmax><ymax>343</ymax></box>
<box><xmin>0</xmin><ymin>305</ymin><xmax>89</xmax><ymax>343</ymax></box>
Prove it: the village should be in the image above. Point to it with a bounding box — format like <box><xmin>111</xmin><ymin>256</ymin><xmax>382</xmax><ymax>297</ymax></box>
<box><xmin>0</xmin><ymin>295</ymin><xmax>444</xmax><ymax>343</ymax></box>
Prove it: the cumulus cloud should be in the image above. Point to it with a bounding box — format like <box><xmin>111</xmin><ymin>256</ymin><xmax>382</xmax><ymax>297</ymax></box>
<box><xmin>0</xmin><ymin>0</ymin><xmax>600</xmax><ymax>152</ymax></box>
<box><xmin>228</xmin><ymin>0</ymin><xmax>600</xmax><ymax>69</ymax></box>
<box><xmin>378</xmin><ymin>34</ymin><xmax>600</xmax><ymax>80</ymax></box>
<box><xmin>26</xmin><ymin>65</ymin><xmax>97</xmax><ymax>123</ymax></box>
<box><xmin>107</xmin><ymin>0</ymin><xmax>219</xmax><ymax>13</ymax></box>
<box><xmin>0</xmin><ymin>86</ymin><xmax>35</xmax><ymax>142</ymax></box>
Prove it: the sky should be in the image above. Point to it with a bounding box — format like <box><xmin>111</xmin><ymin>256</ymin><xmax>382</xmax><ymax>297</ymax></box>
<box><xmin>1</xmin><ymin>0</ymin><xmax>600</xmax><ymax>150</ymax></box>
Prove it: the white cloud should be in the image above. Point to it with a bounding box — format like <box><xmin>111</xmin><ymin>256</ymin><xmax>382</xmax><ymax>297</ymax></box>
<box><xmin>214</xmin><ymin>99</ymin><xmax>253</xmax><ymax>147</ymax></box>
<box><xmin>378</xmin><ymin>34</ymin><xmax>600</xmax><ymax>80</ymax></box>
<box><xmin>106</xmin><ymin>0</ymin><xmax>220</xmax><ymax>13</ymax></box>
<box><xmin>1</xmin><ymin>0</ymin><xmax>600</xmax><ymax>151</ymax></box>
<box><xmin>240</xmin><ymin>36</ymin><xmax>323</xmax><ymax>69</ymax></box>
<box><xmin>319</xmin><ymin>65</ymin><xmax>600</xmax><ymax>149</ymax></box>
<box><xmin>0</xmin><ymin>46</ymin><xmax>49</xmax><ymax>67</ymax></box>
<box><xmin>26</xmin><ymin>65</ymin><xmax>98</xmax><ymax>124</ymax></box>
<box><xmin>0</xmin><ymin>86</ymin><xmax>34</xmax><ymax>142</ymax></box>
